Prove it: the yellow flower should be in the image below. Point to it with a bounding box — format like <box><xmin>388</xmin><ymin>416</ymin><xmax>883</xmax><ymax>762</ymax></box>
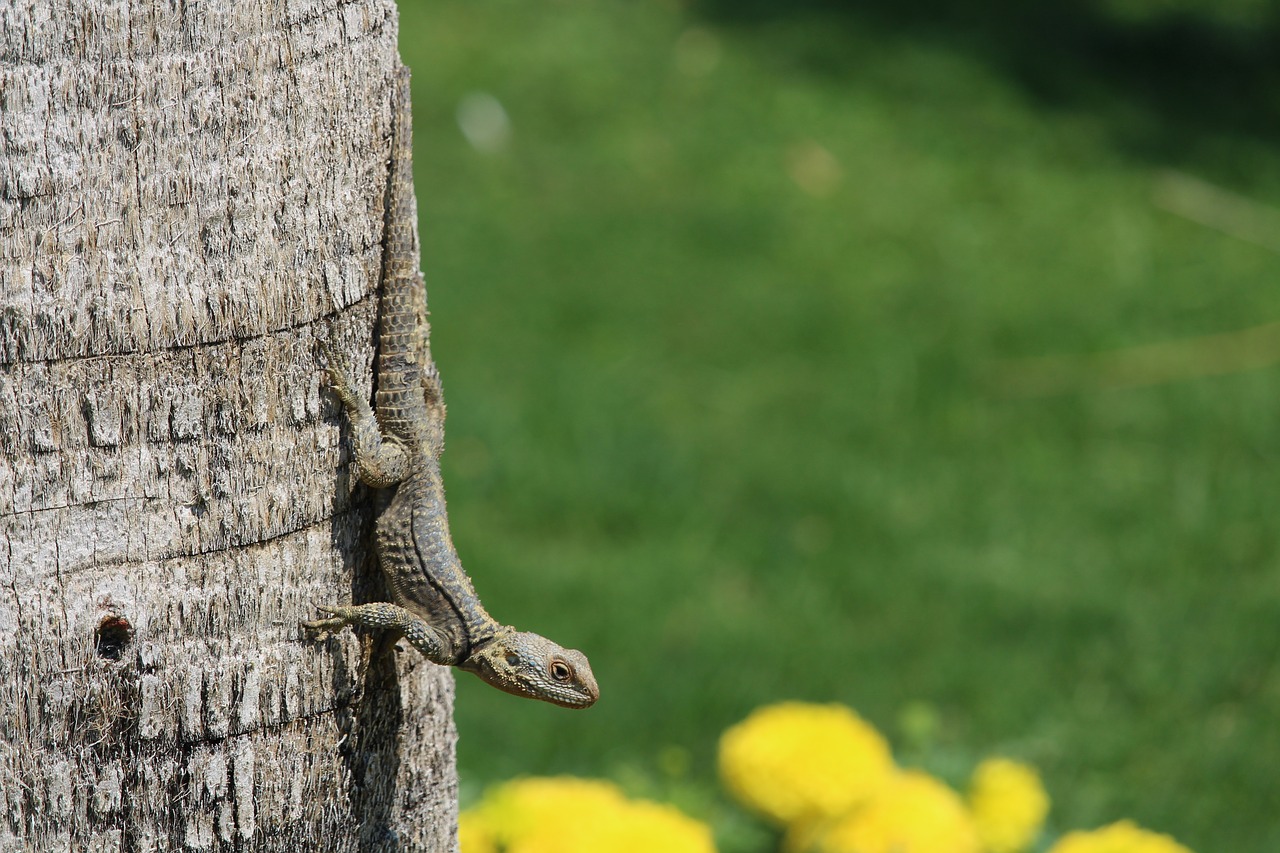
<box><xmin>967</xmin><ymin>758</ymin><xmax>1049</xmax><ymax>853</ymax></box>
<box><xmin>719</xmin><ymin>702</ymin><xmax>895</xmax><ymax>825</ymax></box>
<box><xmin>789</xmin><ymin>770</ymin><xmax>981</xmax><ymax>853</ymax></box>
<box><xmin>467</xmin><ymin>776</ymin><xmax>715</xmax><ymax>853</ymax></box>
<box><xmin>788</xmin><ymin>768</ymin><xmax>977</xmax><ymax>850</ymax></box>
<box><xmin>473</xmin><ymin>777</ymin><xmax>629</xmax><ymax>844</ymax></box>
<box><xmin>511</xmin><ymin>798</ymin><xmax>716</xmax><ymax>853</ymax></box>
<box><xmin>1048</xmin><ymin>820</ymin><xmax>1194</xmax><ymax>853</ymax></box>
<box><xmin>458</xmin><ymin>809</ymin><xmax>497</xmax><ymax>853</ymax></box>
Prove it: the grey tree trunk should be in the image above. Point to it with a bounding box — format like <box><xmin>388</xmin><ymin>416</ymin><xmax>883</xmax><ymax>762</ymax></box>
<box><xmin>0</xmin><ymin>1</ymin><xmax>457</xmax><ymax>851</ymax></box>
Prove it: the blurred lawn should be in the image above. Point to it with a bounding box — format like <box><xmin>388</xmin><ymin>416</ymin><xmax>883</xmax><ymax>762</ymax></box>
<box><xmin>398</xmin><ymin>1</ymin><xmax>1280</xmax><ymax>849</ymax></box>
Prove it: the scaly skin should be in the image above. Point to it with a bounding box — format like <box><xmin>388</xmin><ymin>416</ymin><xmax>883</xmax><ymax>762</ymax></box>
<box><xmin>305</xmin><ymin>67</ymin><xmax>598</xmax><ymax>710</ymax></box>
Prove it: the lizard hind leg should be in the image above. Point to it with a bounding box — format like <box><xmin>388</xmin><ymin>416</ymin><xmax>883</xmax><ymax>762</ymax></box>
<box><xmin>320</xmin><ymin>341</ymin><xmax>409</xmax><ymax>488</ymax></box>
<box><xmin>304</xmin><ymin>602</ymin><xmax>452</xmax><ymax>665</ymax></box>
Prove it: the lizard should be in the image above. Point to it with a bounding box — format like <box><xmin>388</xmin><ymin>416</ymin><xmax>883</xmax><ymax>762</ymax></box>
<box><xmin>304</xmin><ymin>66</ymin><xmax>598</xmax><ymax>710</ymax></box>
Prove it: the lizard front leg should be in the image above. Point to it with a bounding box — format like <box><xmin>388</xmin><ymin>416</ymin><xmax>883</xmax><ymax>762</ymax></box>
<box><xmin>320</xmin><ymin>341</ymin><xmax>408</xmax><ymax>487</ymax></box>
<box><xmin>304</xmin><ymin>603</ymin><xmax>453</xmax><ymax>665</ymax></box>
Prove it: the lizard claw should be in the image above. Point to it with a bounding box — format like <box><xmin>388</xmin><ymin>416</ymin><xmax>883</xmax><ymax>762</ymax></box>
<box><xmin>318</xmin><ymin>340</ymin><xmax>343</xmax><ymax>381</ymax></box>
<box><xmin>302</xmin><ymin>603</ymin><xmax>353</xmax><ymax>638</ymax></box>
<box><xmin>317</xmin><ymin>341</ymin><xmax>359</xmax><ymax>407</ymax></box>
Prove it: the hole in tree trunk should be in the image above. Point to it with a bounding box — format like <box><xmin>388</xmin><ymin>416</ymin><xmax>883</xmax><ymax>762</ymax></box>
<box><xmin>95</xmin><ymin>616</ymin><xmax>133</xmax><ymax>660</ymax></box>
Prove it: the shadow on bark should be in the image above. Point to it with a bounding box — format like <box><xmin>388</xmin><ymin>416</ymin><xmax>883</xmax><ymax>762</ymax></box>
<box><xmin>322</xmin><ymin>475</ymin><xmax>410</xmax><ymax>851</ymax></box>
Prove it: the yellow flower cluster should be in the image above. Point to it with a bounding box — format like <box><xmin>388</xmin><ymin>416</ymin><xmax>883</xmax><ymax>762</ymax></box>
<box><xmin>463</xmin><ymin>702</ymin><xmax>1197</xmax><ymax>853</ymax></box>
<box><xmin>719</xmin><ymin>702</ymin><xmax>1049</xmax><ymax>853</ymax></box>
<box><xmin>1048</xmin><ymin>821</ymin><xmax>1194</xmax><ymax>853</ymax></box>
<box><xmin>968</xmin><ymin>758</ymin><xmax>1050</xmax><ymax>853</ymax></box>
<box><xmin>718</xmin><ymin>702</ymin><xmax>895</xmax><ymax>826</ymax></box>
<box><xmin>790</xmin><ymin>770</ymin><xmax>981</xmax><ymax>853</ymax></box>
<box><xmin>459</xmin><ymin>776</ymin><xmax>715</xmax><ymax>853</ymax></box>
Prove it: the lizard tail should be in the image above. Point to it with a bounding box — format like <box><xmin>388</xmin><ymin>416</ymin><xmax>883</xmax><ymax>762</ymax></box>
<box><xmin>376</xmin><ymin>65</ymin><xmax>431</xmax><ymax>443</ymax></box>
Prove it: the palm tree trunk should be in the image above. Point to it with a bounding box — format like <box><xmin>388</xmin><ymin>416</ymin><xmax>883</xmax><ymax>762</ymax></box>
<box><xmin>0</xmin><ymin>1</ymin><xmax>457</xmax><ymax>849</ymax></box>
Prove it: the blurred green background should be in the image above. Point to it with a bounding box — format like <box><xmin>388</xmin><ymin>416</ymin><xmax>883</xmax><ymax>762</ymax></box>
<box><xmin>397</xmin><ymin>1</ymin><xmax>1280</xmax><ymax>849</ymax></box>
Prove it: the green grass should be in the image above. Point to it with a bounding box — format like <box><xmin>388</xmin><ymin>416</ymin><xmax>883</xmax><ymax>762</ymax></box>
<box><xmin>398</xmin><ymin>1</ymin><xmax>1280</xmax><ymax>849</ymax></box>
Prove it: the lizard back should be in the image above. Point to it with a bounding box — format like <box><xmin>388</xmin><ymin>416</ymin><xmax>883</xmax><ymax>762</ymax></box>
<box><xmin>375</xmin><ymin>467</ymin><xmax>498</xmax><ymax>661</ymax></box>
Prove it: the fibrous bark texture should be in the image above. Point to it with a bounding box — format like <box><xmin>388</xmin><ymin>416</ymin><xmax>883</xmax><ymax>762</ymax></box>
<box><xmin>0</xmin><ymin>1</ymin><xmax>457</xmax><ymax>851</ymax></box>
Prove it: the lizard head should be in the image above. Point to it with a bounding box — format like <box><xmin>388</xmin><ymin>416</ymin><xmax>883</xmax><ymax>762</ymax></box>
<box><xmin>467</xmin><ymin>631</ymin><xmax>599</xmax><ymax>709</ymax></box>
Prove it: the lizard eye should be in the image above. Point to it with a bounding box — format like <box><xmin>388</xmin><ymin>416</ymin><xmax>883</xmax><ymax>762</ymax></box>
<box><xmin>549</xmin><ymin>660</ymin><xmax>573</xmax><ymax>682</ymax></box>
<box><xmin>505</xmin><ymin>651</ymin><xmax>520</xmax><ymax>666</ymax></box>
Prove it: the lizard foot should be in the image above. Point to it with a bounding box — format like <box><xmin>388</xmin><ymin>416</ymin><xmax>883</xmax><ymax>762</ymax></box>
<box><xmin>318</xmin><ymin>340</ymin><xmax>361</xmax><ymax>409</ymax></box>
<box><xmin>302</xmin><ymin>603</ymin><xmax>355</xmax><ymax>639</ymax></box>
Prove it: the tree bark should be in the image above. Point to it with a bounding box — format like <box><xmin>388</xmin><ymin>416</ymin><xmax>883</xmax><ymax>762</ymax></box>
<box><xmin>0</xmin><ymin>1</ymin><xmax>457</xmax><ymax>850</ymax></box>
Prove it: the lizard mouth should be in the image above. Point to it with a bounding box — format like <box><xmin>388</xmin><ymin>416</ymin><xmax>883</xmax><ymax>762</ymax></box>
<box><xmin>551</xmin><ymin>682</ymin><xmax>599</xmax><ymax>709</ymax></box>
